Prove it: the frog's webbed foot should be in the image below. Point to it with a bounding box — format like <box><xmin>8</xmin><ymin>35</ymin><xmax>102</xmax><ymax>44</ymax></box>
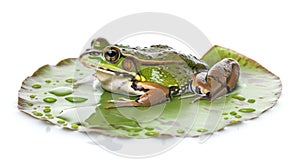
<box><xmin>105</xmin><ymin>82</ymin><xmax>170</xmax><ymax>109</ymax></box>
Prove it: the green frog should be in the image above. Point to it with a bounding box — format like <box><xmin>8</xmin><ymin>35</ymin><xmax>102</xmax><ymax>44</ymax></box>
<box><xmin>79</xmin><ymin>38</ymin><xmax>240</xmax><ymax>109</ymax></box>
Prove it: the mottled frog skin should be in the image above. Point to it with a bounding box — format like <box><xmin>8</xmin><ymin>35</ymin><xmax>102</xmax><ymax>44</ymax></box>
<box><xmin>79</xmin><ymin>38</ymin><xmax>240</xmax><ymax>108</ymax></box>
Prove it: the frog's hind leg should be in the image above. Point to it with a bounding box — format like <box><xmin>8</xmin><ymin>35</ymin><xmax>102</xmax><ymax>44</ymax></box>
<box><xmin>207</xmin><ymin>58</ymin><xmax>240</xmax><ymax>100</ymax></box>
<box><xmin>105</xmin><ymin>82</ymin><xmax>170</xmax><ymax>109</ymax></box>
<box><xmin>187</xmin><ymin>58</ymin><xmax>240</xmax><ymax>103</ymax></box>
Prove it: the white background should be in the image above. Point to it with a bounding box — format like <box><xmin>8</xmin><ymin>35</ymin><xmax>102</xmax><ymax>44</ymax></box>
<box><xmin>1</xmin><ymin>0</ymin><xmax>299</xmax><ymax>167</ymax></box>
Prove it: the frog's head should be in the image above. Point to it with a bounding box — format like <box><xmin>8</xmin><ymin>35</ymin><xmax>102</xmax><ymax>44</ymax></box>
<box><xmin>80</xmin><ymin>38</ymin><xmax>138</xmax><ymax>76</ymax></box>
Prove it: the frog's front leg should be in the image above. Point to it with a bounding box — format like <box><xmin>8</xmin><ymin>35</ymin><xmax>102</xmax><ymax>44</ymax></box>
<box><xmin>191</xmin><ymin>58</ymin><xmax>240</xmax><ymax>102</ymax></box>
<box><xmin>105</xmin><ymin>82</ymin><xmax>170</xmax><ymax>109</ymax></box>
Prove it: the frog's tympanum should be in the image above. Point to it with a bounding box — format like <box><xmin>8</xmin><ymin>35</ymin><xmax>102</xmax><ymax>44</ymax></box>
<box><xmin>80</xmin><ymin>38</ymin><xmax>240</xmax><ymax>109</ymax></box>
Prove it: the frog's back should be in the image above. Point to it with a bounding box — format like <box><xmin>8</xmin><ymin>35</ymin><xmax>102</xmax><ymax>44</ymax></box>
<box><xmin>117</xmin><ymin>44</ymin><xmax>207</xmax><ymax>69</ymax></box>
<box><xmin>115</xmin><ymin>44</ymin><xmax>208</xmax><ymax>95</ymax></box>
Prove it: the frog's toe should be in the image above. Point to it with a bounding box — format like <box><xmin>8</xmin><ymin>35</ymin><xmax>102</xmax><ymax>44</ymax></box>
<box><xmin>106</xmin><ymin>99</ymin><xmax>120</xmax><ymax>103</ymax></box>
<box><xmin>179</xmin><ymin>94</ymin><xmax>206</xmax><ymax>103</ymax></box>
<box><xmin>117</xmin><ymin>97</ymin><xmax>132</xmax><ymax>101</ymax></box>
<box><xmin>105</xmin><ymin>105</ymin><xmax>117</xmax><ymax>109</ymax></box>
<box><xmin>106</xmin><ymin>97</ymin><xmax>132</xmax><ymax>103</ymax></box>
<box><xmin>190</xmin><ymin>95</ymin><xmax>207</xmax><ymax>104</ymax></box>
<box><xmin>178</xmin><ymin>94</ymin><xmax>197</xmax><ymax>100</ymax></box>
<box><xmin>105</xmin><ymin>99</ymin><xmax>141</xmax><ymax>109</ymax></box>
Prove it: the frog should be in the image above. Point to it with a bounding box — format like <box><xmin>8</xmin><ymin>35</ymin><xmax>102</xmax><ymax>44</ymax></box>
<box><xmin>79</xmin><ymin>37</ymin><xmax>240</xmax><ymax>109</ymax></box>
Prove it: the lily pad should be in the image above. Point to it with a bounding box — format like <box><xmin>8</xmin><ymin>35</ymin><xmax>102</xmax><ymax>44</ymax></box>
<box><xmin>18</xmin><ymin>45</ymin><xmax>281</xmax><ymax>138</ymax></box>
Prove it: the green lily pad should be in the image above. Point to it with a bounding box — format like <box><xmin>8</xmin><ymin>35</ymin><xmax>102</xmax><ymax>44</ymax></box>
<box><xmin>18</xmin><ymin>45</ymin><xmax>281</xmax><ymax>138</ymax></box>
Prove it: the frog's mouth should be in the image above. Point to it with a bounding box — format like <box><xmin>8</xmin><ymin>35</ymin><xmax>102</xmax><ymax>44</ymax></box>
<box><xmin>79</xmin><ymin>49</ymin><xmax>135</xmax><ymax>79</ymax></box>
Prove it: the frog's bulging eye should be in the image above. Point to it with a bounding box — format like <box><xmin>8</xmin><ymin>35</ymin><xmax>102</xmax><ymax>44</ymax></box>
<box><xmin>107</xmin><ymin>50</ymin><xmax>117</xmax><ymax>57</ymax></box>
<box><xmin>104</xmin><ymin>46</ymin><xmax>121</xmax><ymax>64</ymax></box>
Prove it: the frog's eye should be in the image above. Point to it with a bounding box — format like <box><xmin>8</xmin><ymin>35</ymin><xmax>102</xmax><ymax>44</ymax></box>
<box><xmin>104</xmin><ymin>46</ymin><xmax>121</xmax><ymax>64</ymax></box>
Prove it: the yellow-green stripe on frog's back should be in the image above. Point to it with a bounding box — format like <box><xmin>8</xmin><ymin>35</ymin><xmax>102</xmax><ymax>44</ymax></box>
<box><xmin>80</xmin><ymin>56</ymin><xmax>137</xmax><ymax>78</ymax></box>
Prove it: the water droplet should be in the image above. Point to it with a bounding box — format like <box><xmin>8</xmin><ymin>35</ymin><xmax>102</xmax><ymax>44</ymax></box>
<box><xmin>222</xmin><ymin>112</ymin><xmax>228</xmax><ymax>115</ymax></box>
<box><xmin>230</xmin><ymin>111</ymin><xmax>237</xmax><ymax>116</ymax></box>
<box><xmin>224</xmin><ymin>117</ymin><xmax>229</xmax><ymax>120</ymax></box>
<box><xmin>230</xmin><ymin>120</ymin><xmax>239</xmax><ymax>124</ymax></box>
<box><xmin>45</xmin><ymin>113</ymin><xmax>52</xmax><ymax>117</ymax></box>
<box><xmin>49</xmin><ymin>87</ymin><xmax>73</xmax><ymax>96</ymax></box>
<box><xmin>125</xmin><ymin>127</ymin><xmax>143</xmax><ymax>132</ymax></box>
<box><xmin>145</xmin><ymin>131</ymin><xmax>159</xmax><ymax>136</ymax></box>
<box><xmin>57</xmin><ymin>119</ymin><xmax>65</xmax><ymax>124</ymax></box>
<box><xmin>177</xmin><ymin>129</ymin><xmax>185</xmax><ymax>134</ymax></box>
<box><xmin>47</xmin><ymin>115</ymin><xmax>54</xmax><ymax>119</ymax></box>
<box><xmin>32</xmin><ymin>111</ymin><xmax>43</xmax><ymax>116</ymax></box>
<box><xmin>65</xmin><ymin>78</ymin><xmax>77</xmax><ymax>83</ymax></box>
<box><xmin>128</xmin><ymin>132</ymin><xmax>139</xmax><ymax>136</ymax></box>
<box><xmin>197</xmin><ymin>128</ymin><xmax>208</xmax><ymax>133</ymax></box>
<box><xmin>32</xmin><ymin>83</ymin><xmax>41</xmax><ymax>89</ymax></box>
<box><xmin>45</xmin><ymin>80</ymin><xmax>51</xmax><ymax>83</ymax></box>
<box><xmin>43</xmin><ymin>108</ymin><xmax>51</xmax><ymax>113</ymax></box>
<box><xmin>239</xmin><ymin>108</ymin><xmax>256</xmax><ymax>113</ymax></box>
<box><xmin>29</xmin><ymin>94</ymin><xmax>36</xmax><ymax>99</ymax></box>
<box><xmin>43</xmin><ymin>97</ymin><xmax>57</xmax><ymax>103</ymax></box>
<box><xmin>232</xmin><ymin>95</ymin><xmax>245</xmax><ymax>101</ymax></box>
<box><xmin>247</xmin><ymin>99</ymin><xmax>256</xmax><ymax>103</ymax></box>
<box><xmin>235</xmin><ymin>115</ymin><xmax>242</xmax><ymax>119</ymax></box>
<box><xmin>259</xmin><ymin>96</ymin><xmax>264</xmax><ymax>99</ymax></box>
<box><xmin>45</xmin><ymin>106</ymin><xmax>50</xmax><ymax>109</ymax></box>
<box><xmin>144</xmin><ymin>127</ymin><xmax>154</xmax><ymax>131</ymax></box>
<box><xmin>71</xmin><ymin>124</ymin><xmax>79</xmax><ymax>129</ymax></box>
<box><xmin>65</xmin><ymin>97</ymin><xmax>88</xmax><ymax>103</ymax></box>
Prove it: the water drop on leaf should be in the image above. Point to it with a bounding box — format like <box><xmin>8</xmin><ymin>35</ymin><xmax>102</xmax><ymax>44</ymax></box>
<box><xmin>32</xmin><ymin>84</ymin><xmax>41</xmax><ymax>89</ymax></box>
<box><xmin>43</xmin><ymin>97</ymin><xmax>57</xmax><ymax>103</ymax></box>
<box><xmin>239</xmin><ymin>108</ymin><xmax>256</xmax><ymax>113</ymax></box>
<box><xmin>65</xmin><ymin>78</ymin><xmax>77</xmax><ymax>83</ymax></box>
<box><xmin>49</xmin><ymin>87</ymin><xmax>73</xmax><ymax>96</ymax></box>
<box><xmin>145</xmin><ymin>131</ymin><xmax>159</xmax><ymax>136</ymax></box>
<box><xmin>65</xmin><ymin>97</ymin><xmax>87</xmax><ymax>103</ymax></box>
